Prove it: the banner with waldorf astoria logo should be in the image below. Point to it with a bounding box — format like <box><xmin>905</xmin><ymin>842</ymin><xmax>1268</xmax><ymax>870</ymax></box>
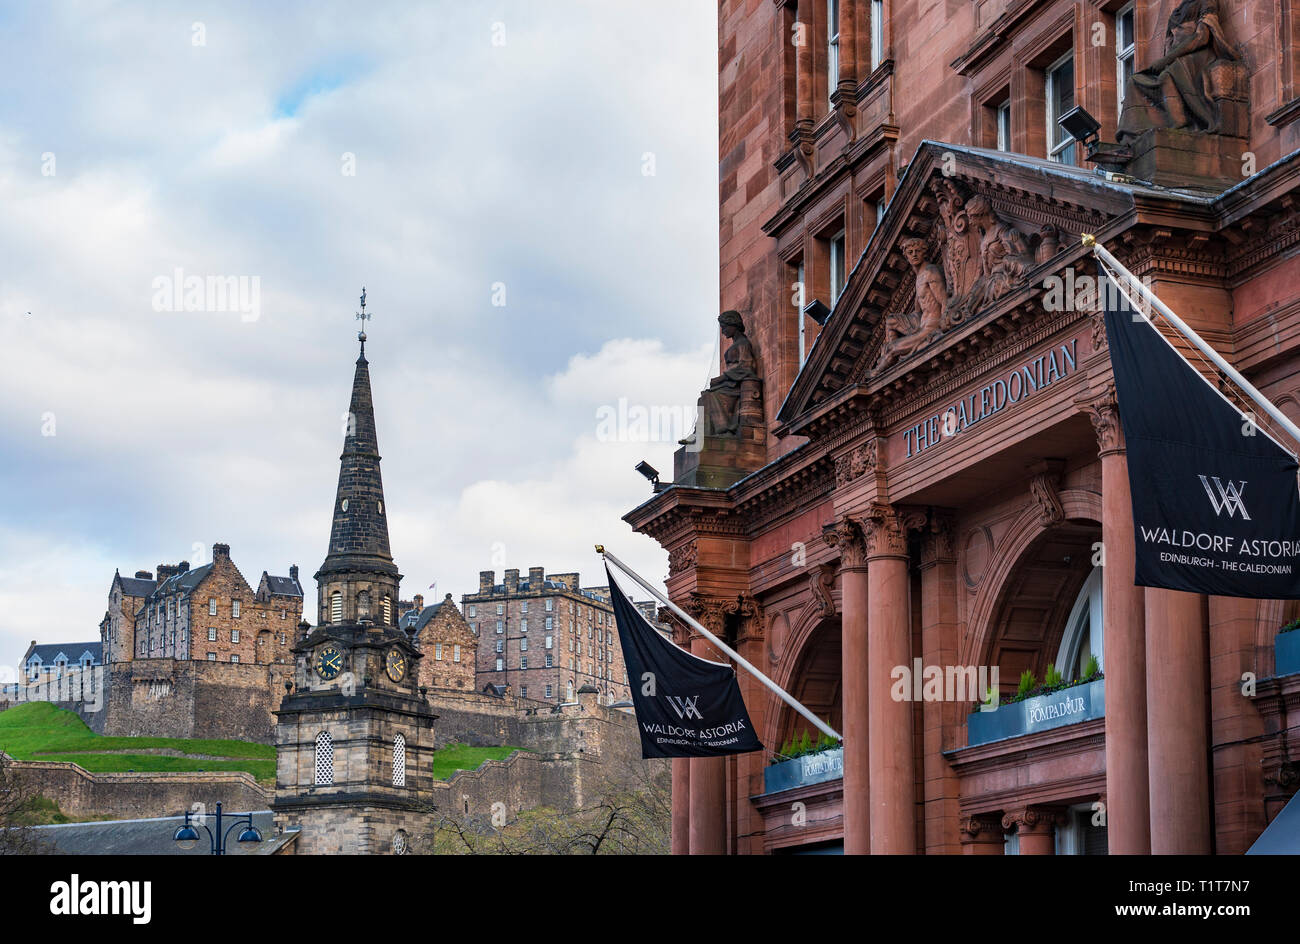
<box><xmin>606</xmin><ymin>567</ymin><xmax>762</xmax><ymax>758</ymax></box>
<box><xmin>1104</xmin><ymin>274</ymin><xmax>1300</xmax><ymax>598</ymax></box>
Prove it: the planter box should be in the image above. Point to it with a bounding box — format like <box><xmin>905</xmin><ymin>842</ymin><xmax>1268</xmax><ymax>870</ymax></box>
<box><xmin>1277</xmin><ymin>631</ymin><xmax>1300</xmax><ymax>677</ymax></box>
<box><xmin>763</xmin><ymin>747</ymin><xmax>843</xmax><ymax>794</ymax></box>
<box><xmin>966</xmin><ymin>678</ymin><xmax>1105</xmax><ymax>748</ymax></box>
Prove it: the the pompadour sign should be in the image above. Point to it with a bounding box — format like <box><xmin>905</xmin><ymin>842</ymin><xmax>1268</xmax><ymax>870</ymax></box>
<box><xmin>1104</xmin><ymin>274</ymin><xmax>1300</xmax><ymax>598</ymax></box>
<box><xmin>606</xmin><ymin>567</ymin><xmax>763</xmax><ymax>758</ymax></box>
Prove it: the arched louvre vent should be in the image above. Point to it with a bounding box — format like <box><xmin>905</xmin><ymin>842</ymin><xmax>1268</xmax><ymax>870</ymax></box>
<box><xmin>392</xmin><ymin>734</ymin><xmax>406</xmax><ymax>786</ymax></box>
<box><xmin>331</xmin><ymin>592</ymin><xmax>343</xmax><ymax>623</ymax></box>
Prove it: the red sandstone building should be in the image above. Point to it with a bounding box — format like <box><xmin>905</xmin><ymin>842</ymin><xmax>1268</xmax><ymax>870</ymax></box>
<box><xmin>627</xmin><ymin>0</ymin><xmax>1300</xmax><ymax>853</ymax></box>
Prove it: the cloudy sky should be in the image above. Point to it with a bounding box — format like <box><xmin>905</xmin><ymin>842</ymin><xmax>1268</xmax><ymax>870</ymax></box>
<box><xmin>0</xmin><ymin>1</ymin><xmax>719</xmax><ymax>673</ymax></box>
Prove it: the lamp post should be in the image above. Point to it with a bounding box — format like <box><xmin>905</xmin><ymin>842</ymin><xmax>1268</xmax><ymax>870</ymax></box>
<box><xmin>172</xmin><ymin>802</ymin><xmax>263</xmax><ymax>855</ymax></box>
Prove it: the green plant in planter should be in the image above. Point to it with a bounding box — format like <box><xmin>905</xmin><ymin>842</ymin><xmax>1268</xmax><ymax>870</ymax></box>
<box><xmin>1280</xmin><ymin>618</ymin><xmax>1300</xmax><ymax>635</ymax></box>
<box><xmin>1016</xmin><ymin>669</ymin><xmax>1037</xmax><ymax>699</ymax></box>
<box><xmin>1080</xmin><ymin>654</ymin><xmax>1101</xmax><ymax>682</ymax></box>
<box><xmin>979</xmin><ymin>685</ymin><xmax>999</xmax><ymax>710</ymax></box>
<box><xmin>1043</xmin><ymin>663</ymin><xmax>1064</xmax><ymax>689</ymax></box>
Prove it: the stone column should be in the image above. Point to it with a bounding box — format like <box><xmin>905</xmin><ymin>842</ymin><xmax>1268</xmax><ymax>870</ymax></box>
<box><xmin>686</xmin><ymin>606</ymin><xmax>728</xmax><ymax>855</ymax></box>
<box><xmin>959</xmin><ymin>814</ymin><xmax>1004</xmax><ymax>855</ymax></box>
<box><xmin>1146</xmin><ymin>588</ymin><xmax>1212</xmax><ymax>854</ymax></box>
<box><xmin>836</xmin><ymin>0</ymin><xmax>857</xmax><ymax>93</ymax></box>
<box><xmin>795</xmin><ymin>0</ymin><xmax>815</xmax><ymax>126</ymax></box>
<box><xmin>1086</xmin><ymin>390</ymin><xmax>1151</xmax><ymax>854</ymax></box>
<box><xmin>1003</xmin><ymin>806</ymin><xmax>1066</xmax><ymax>855</ymax></box>
<box><xmin>864</xmin><ymin>502</ymin><xmax>923</xmax><ymax>854</ymax></box>
<box><xmin>823</xmin><ymin>517</ymin><xmax>870</xmax><ymax>854</ymax></box>
<box><xmin>919</xmin><ymin>515</ymin><xmax>961</xmax><ymax>853</ymax></box>
<box><xmin>671</xmin><ymin>758</ymin><xmax>690</xmax><ymax>854</ymax></box>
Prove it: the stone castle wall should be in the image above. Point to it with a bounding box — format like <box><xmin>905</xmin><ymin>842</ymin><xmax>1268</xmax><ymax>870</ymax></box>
<box><xmin>6</xmin><ymin>760</ymin><xmax>269</xmax><ymax>820</ymax></box>
<box><xmin>103</xmin><ymin>660</ymin><xmax>292</xmax><ymax>743</ymax></box>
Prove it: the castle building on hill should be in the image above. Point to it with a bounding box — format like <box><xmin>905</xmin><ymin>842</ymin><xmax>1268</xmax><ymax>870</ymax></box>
<box><xmin>462</xmin><ymin>567</ymin><xmax>633</xmax><ymax>706</ymax></box>
<box><xmin>98</xmin><ymin>546</ymin><xmax>303</xmax><ymax>666</ymax></box>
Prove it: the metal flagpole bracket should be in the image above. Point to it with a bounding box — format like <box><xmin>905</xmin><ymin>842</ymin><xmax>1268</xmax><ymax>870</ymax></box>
<box><xmin>598</xmin><ymin>545</ymin><xmax>842</xmax><ymax>742</ymax></box>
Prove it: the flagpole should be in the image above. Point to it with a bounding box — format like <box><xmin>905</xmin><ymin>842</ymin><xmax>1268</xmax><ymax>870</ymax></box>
<box><xmin>597</xmin><ymin>545</ymin><xmax>842</xmax><ymax>742</ymax></box>
<box><xmin>1085</xmin><ymin>234</ymin><xmax>1300</xmax><ymax>452</ymax></box>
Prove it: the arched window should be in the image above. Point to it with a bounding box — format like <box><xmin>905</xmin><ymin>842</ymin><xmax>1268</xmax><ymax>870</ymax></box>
<box><xmin>392</xmin><ymin>734</ymin><xmax>406</xmax><ymax>786</ymax></box>
<box><xmin>330</xmin><ymin>591</ymin><xmax>343</xmax><ymax>623</ymax></box>
<box><xmin>357</xmin><ymin>590</ymin><xmax>371</xmax><ymax>619</ymax></box>
<box><xmin>1055</xmin><ymin>567</ymin><xmax>1103</xmax><ymax>681</ymax></box>
<box><xmin>314</xmin><ymin>731</ymin><xmax>334</xmax><ymax>785</ymax></box>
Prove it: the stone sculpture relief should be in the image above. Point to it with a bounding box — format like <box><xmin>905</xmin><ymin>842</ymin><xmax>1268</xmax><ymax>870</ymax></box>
<box><xmin>877</xmin><ymin>179</ymin><xmax>1048</xmax><ymax>371</ymax></box>
<box><xmin>691</xmin><ymin>309</ymin><xmax>761</xmax><ymax>438</ymax></box>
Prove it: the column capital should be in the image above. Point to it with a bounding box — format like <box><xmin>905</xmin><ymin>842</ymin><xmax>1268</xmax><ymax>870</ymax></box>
<box><xmin>919</xmin><ymin>512</ymin><xmax>957</xmax><ymax>568</ymax></box>
<box><xmin>1001</xmin><ymin>805</ymin><xmax>1068</xmax><ymax>835</ymax></box>
<box><xmin>823</xmin><ymin>516</ymin><xmax>869</xmax><ymax>571</ymax></box>
<box><xmin>863</xmin><ymin>502</ymin><xmax>926</xmax><ymax>561</ymax></box>
<box><xmin>1080</xmin><ymin>383</ymin><xmax>1125</xmax><ymax>457</ymax></box>
<box><xmin>958</xmin><ymin>813</ymin><xmax>1005</xmax><ymax>843</ymax></box>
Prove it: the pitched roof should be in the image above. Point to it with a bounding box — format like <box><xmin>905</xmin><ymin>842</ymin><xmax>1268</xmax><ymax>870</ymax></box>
<box><xmin>23</xmin><ymin>642</ymin><xmax>102</xmax><ymax>665</ymax></box>
<box><xmin>263</xmin><ymin>574</ymin><xmax>303</xmax><ymax>597</ymax></box>
<box><xmin>116</xmin><ymin>576</ymin><xmax>156</xmax><ymax>597</ymax></box>
<box><xmin>27</xmin><ymin>811</ymin><xmax>296</xmax><ymax>855</ymax></box>
<box><xmin>399</xmin><ymin>601</ymin><xmax>445</xmax><ymax>632</ymax></box>
<box><xmin>143</xmin><ymin>563</ymin><xmax>213</xmax><ymax>603</ymax></box>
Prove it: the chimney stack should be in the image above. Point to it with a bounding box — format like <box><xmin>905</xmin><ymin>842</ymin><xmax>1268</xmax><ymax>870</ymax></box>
<box><xmin>290</xmin><ymin>564</ymin><xmax>299</xmax><ymax>583</ymax></box>
<box><xmin>177</xmin><ymin>561</ymin><xmax>190</xmax><ymax>574</ymax></box>
<box><xmin>504</xmin><ymin>569</ymin><xmax>519</xmax><ymax>593</ymax></box>
<box><xmin>156</xmin><ymin>564</ymin><xmax>178</xmax><ymax>583</ymax></box>
<box><xmin>479</xmin><ymin>570</ymin><xmax>495</xmax><ymax>592</ymax></box>
<box><xmin>528</xmin><ymin>566</ymin><xmax>544</xmax><ymax>589</ymax></box>
<box><xmin>413</xmin><ymin>593</ymin><xmax>424</xmax><ymax>611</ymax></box>
<box><xmin>134</xmin><ymin>570</ymin><xmax>152</xmax><ymax>580</ymax></box>
<box><xmin>212</xmin><ymin>543</ymin><xmax>231</xmax><ymax>561</ymax></box>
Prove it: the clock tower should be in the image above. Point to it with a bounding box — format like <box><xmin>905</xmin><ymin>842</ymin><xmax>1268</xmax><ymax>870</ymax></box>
<box><xmin>272</xmin><ymin>297</ymin><xmax>437</xmax><ymax>855</ymax></box>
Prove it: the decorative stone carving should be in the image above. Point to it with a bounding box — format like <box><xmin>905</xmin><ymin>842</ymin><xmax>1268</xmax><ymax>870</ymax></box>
<box><xmin>822</xmin><ymin>517</ymin><xmax>869</xmax><ymax>570</ymax></box>
<box><xmin>692</xmin><ymin>310</ymin><xmax>762</xmax><ymax>438</ymax></box>
<box><xmin>877</xmin><ymin>238</ymin><xmax>949</xmax><ymax>369</ymax></box>
<box><xmin>920</xmin><ymin>513</ymin><xmax>956</xmax><ymax>566</ymax></box>
<box><xmin>1081</xmin><ymin>384</ymin><xmax>1123</xmax><ymax>455</ymax></box>
<box><xmin>834</xmin><ymin>440</ymin><xmax>880</xmax><ymax>487</ymax></box>
<box><xmin>863</xmin><ymin>503</ymin><xmax>926</xmax><ymax>559</ymax></box>
<box><xmin>958</xmin><ymin>813</ymin><xmax>1004</xmax><ymax>840</ymax></box>
<box><xmin>967</xmin><ymin>194</ymin><xmax>1034</xmax><ymax>309</ymax></box>
<box><xmin>1117</xmin><ymin>0</ymin><xmax>1244</xmax><ymax>144</ymax></box>
<box><xmin>1028</xmin><ymin>459</ymin><xmax>1066</xmax><ymax>528</ymax></box>
<box><xmin>933</xmin><ymin>178</ymin><xmax>982</xmax><ymax>304</ymax></box>
<box><xmin>810</xmin><ymin>562</ymin><xmax>837</xmax><ymax>617</ymax></box>
<box><xmin>667</xmin><ymin>541</ymin><xmax>698</xmax><ymax>577</ymax></box>
<box><xmin>1002</xmin><ymin>805</ymin><xmax>1068</xmax><ymax>834</ymax></box>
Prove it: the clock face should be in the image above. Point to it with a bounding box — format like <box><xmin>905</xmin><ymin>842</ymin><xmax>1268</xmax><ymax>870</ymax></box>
<box><xmin>385</xmin><ymin>648</ymin><xmax>406</xmax><ymax>682</ymax></box>
<box><xmin>315</xmin><ymin>646</ymin><xmax>343</xmax><ymax>680</ymax></box>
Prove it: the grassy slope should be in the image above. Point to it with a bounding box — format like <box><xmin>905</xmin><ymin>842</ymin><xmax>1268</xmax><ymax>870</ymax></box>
<box><xmin>0</xmin><ymin>702</ymin><xmax>275</xmax><ymax>780</ymax></box>
<box><xmin>431</xmin><ymin>743</ymin><xmax>529</xmax><ymax>780</ymax></box>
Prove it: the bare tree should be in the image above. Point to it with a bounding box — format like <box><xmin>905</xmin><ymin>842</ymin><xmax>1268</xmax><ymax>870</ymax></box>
<box><xmin>0</xmin><ymin>754</ymin><xmax>42</xmax><ymax>854</ymax></box>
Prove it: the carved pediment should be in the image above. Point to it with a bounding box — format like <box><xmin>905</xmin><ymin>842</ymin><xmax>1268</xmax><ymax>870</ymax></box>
<box><xmin>778</xmin><ymin>142</ymin><xmax>1126</xmax><ymax>428</ymax></box>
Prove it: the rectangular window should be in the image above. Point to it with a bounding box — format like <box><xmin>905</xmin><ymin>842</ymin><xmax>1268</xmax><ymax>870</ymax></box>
<box><xmin>520</xmin><ymin>619</ymin><xmax>527</xmax><ymax>633</ymax></box>
<box><xmin>435</xmin><ymin>643</ymin><xmax>443</xmax><ymax>660</ymax></box>
<box><xmin>545</xmin><ymin>684</ymin><xmax>553</xmax><ymax>699</ymax></box>
<box><xmin>495</xmin><ymin>657</ymin><xmax>504</xmax><ymax>671</ymax></box>
<box><xmin>521</xmin><ymin>600</ymin><xmax>528</xmax><ymax>613</ymax></box>
<box><xmin>829</xmin><ymin>230</ymin><xmax>846</xmax><ymax>306</ymax></box>
<box><xmin>496</xmin><ymin>621</ymin><xmax>503</xmax><ymax>634</ymax></box>
<box><xmin>545</xmin><ymin>598</ymin><xmax>553</xmax><ymax>611</ymax></box>
<box><xmin>545</xmin><ymin>635</ymin><xmax>553</xmax><ymax>649</ymax></box>
<box><xmin>207</xmin><ymin>652</ymin><xmax>216</xmax><ymax>661</ymax></box>
<box><xmin>1047</xmin><ymin>52</ymin><xmax>1076</xmax><ymax>164</ymax></box>
<box><xmin>996</xmin><ymin>99</ymin><xmax>1011</xmax><ymax>151</ymax></box>
<box><xmin>231</xmin><ymin>629</ymin><xmax>240</xmax><ymax>644</ymax></box>
<box><xmin>870</xmin><ymin>0</ymin><xmax>884</xmax><ymax>70</ymax></box>
<box><xmin>208</xmin><ymin>627</ymin><xmax>217</xmax><ymax>641</ymax></box>
<box><xmin>521</xmin><ymin>685</ymin><xmax>527</xmax><ymax>697</ymax></box>
<box><xmin>545</xmin><ymin>653</ymin><xmax>553</xmax><ymax>667</ymax></box>
<box><xmin>1116</xmin><ymin>4</ymin><xmax>1135</xmax><ymax>114</ymax></box>
<box><xmin>520</xmin><ymin>638</ymin><xmax>528</xmax><ymax>652</ymax></box>
<box><xmin>545</xmin><ymin>617</ymin><xmax>553</xmax><ymax>631</ymax></box>
<box><xmin>231</xmin><ymin>600</ymin><xmax>241</xmax><ymax>618</ymax></box>
<box><xmin>467</xmin><ymin>604</ymin><xmax>476</xmax><ymax>617</ymax></box>
<box><xmin>209</xmin><ymin>598</ymin><xmax>217</xmax><ymax>616</ymax></box>
<box><xmin>453</xmin><ymin>645</ymin><xmax>461</xmax><ymax>663</ymax></box>
<box><xmin>496</xmin><ymin>603</ymin><xmax>504</xmax><ymax>615</ymax></box>
<box><xmin>827</xmin><ymin>0</ymin><xmax>840</xmax><ymax>105</ymax></box>
<box><xmin>496</xmin><ymin>639</ymin><xmax>503</xmax><ymax>653</ymax></box>
<box><xmin>230</xmin><ymin>654</ymin><xmax>239</xmax><ymax>663</ymax></box>
<box><xmin>796</xmin><ymin>259</ymin><xmax>808</xmax><ymax>366</ymax></box>
<box><xmin>521</xmin><ymin>657</ymin><xmax>528</xmax><ymax>670</ymax></box>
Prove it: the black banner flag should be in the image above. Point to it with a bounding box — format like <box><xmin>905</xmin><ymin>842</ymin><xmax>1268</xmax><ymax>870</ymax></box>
<box><xmin>1104</xmin><ymin>272</ymin><xmax>1300</xmax><ymax>598</ymax></box>
<box><xmin>606</xmin><ymin>567</ymin><xmax>763</xmax><ymax>758</ymax></box>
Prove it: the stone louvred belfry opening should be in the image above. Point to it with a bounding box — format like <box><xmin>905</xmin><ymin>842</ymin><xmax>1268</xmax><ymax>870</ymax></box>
<box><xmin>273</xmin><ymin>295</ymin><xmax>438</xmax><ymax>855</ymax></box>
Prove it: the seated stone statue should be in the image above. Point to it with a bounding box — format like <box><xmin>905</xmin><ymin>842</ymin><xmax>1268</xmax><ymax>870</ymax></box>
<box><xmin>877</xmin><ymin>238</ymin><xmax>948</xmax><ymax>370</ymax></box>
<box><xmin>694</xmin><ymin>310</ymin><xmax>760</xmax><ymax>438</ymax></box>
<box><xmin>1118</xmin><ymin>0</ymin><xmax>1240</xmax><ymax>143</ymax></box>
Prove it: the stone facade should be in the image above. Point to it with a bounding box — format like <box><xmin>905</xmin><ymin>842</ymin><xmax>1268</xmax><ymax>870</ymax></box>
<box><xmin>627</xmin><ymin>0</ymin><xmax>1300</xmax><ymax>854</ymax></box>
<box><xmin>398</xmin><ymin>593</ymin><xmax>478</xmax><ymax>692</ymax></box>
<box><xmin>463</xmin><ymin>567</ymin><xmax>632</xmax><ymax>706</ymax></box>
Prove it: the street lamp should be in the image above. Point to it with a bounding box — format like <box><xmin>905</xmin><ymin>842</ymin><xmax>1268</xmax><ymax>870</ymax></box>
<box><xmin>172</xmin><ymin>801</ymin><xmax>263</xmax><ymax>855</ymax></box>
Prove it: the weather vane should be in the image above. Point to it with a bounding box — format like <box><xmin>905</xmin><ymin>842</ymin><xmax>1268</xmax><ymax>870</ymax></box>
<box><xmin>355</xmin><ymin>286</ymin><xmax>370</xmax><ymax>354</ymax></box>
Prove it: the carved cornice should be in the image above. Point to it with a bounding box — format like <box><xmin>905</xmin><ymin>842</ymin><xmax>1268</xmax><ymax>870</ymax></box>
<box><xmin>822</xmin><ymin>517</ymin><xmax>869</xmax><ymax>571</ymax></box>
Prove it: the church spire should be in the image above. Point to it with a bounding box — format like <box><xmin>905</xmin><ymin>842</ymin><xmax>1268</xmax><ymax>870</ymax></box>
<box><xmin>316</xmin><ymin>289</ymin><xmax>398</xmax><ymax>580</ymax></box>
